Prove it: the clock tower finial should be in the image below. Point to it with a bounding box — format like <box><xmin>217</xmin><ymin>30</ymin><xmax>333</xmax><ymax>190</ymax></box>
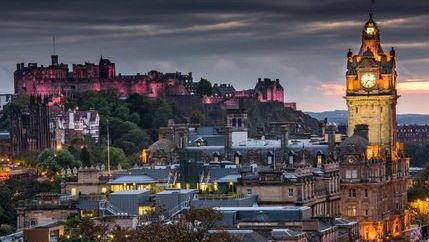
<box><xmin>369</xmin><ymin>0</ymin><xmax>375</xmax><ymax>19</ymax></box>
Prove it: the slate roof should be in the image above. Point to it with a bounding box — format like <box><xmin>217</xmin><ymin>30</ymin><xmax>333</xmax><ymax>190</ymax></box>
<box><xmin>107</xmin><ymin>175</ymin><xmax>155</xmax><ymax>184</ymax></box>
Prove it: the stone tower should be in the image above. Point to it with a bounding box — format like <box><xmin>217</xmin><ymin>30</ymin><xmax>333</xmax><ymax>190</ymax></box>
<box><xmin>345</xmin><ymin>12</ymin><xmax>398</xmax><ymax>155</ymax></box>
<box><xmin>340</xmin><ymin>12</ymin><xmax>410</xmax><ymax>241</ymax></box>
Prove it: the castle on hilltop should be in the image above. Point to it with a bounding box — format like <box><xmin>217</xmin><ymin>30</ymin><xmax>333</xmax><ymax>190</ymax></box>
<box><xmin>14</xmin><ymin>55</ymin><xmax>193</xmax><ymax>97</ymax></box>
<box><xmin>14</xmin><ymin>55</ymin><xmax>295</xmax><ymax>109</ymax></box>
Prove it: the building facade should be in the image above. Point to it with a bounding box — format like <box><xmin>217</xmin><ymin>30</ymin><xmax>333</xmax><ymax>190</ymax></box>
<box><xmin>340</xmin><ymin>12</ymin><xmax>409</xmax><ymax>241</ymax></box>
<box><xmin>397</xmin><ymin>124</ymin><xmax>429</xmax><ymax>144</ymax></box>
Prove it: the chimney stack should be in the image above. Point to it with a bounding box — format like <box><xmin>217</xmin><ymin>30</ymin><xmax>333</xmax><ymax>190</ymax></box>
<box><xmin>326</xmin><ymin>123</ymin><xmax>337</xmax><ymax>153</ymax></box>
<box><xmin>280</xmin><ymin>125</ymin><xmax>289</xmax><ymax>162</ymax></box>
<box><xmin>354</xmin><ymin>124</ymin><xmax>369</xmax><ymax>141</ymax></box>
<box><xmin>51</xmin><ymin>55</ymin><xmax>59</xmax><ymax>66</ymax></box>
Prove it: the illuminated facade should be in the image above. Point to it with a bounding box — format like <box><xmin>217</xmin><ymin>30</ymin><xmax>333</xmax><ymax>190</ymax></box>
<box><xmin>14</xmin><ymin>55</ymin><xmax>193</xmax><ymax>97</ymax></box>
<box><xmin>340</xmin><ymin>12</ymin><xmax>409</xmax><ymax>241</ymax></box>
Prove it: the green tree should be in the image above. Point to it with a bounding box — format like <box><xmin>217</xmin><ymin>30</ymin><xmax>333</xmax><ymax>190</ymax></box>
<box><xmin>190</xmin><ymin>110</ymin><xmax>205</xmax><ymax>124</ymax></box>
<box><xmin>0</xmin><ymin>183</ymin><xmax>14</xmax><ymax>235</ymax></box>
<box><xmin>405</xmin><ymin>143</ymin><xmax>429</xmax><ymax>167</ymax></box>
<box><xmin>103</xmin><ymin>147</ymin><xmax>128</xmax><ymax>169</ymax></box>
<box><xmin>0</xmin><ymin>95</ymin><xmax>30</xmax><ymax>129</ymax></box>
<box><xmin>152</xmin><ymin>102</ymin><xmax>174</xmax><ymax>129</ymax></box>
<box><xmin>196</xmin><ymin>78</ymin><xmax>212</xmax><ymax>96</ymax></box>
<box><xmin>36</xmin><ymin>149</ymin><xmax>82</xmax><ymax>177</ymax></box>
<box><xmin>408</xmin><ymin>164</ymin><xmax>429</xmax><ymax>201</ymax></box>
<box><xmin>59</xmin><ymin>208</ymin><xmax>238</xmax><ymax>242</ymax></box>
<box><xmin>80</xmin><ymin>146</ymin><xmax>91</xmax><ymax>167</ymax></box>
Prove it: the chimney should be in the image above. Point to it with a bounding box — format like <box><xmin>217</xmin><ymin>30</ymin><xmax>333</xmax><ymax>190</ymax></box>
<box><xmin>280</xmin><ymin>125</ymin><xmax>289</xmax><ymax>162</ymax></box>
<box><xmin>326</xmin><ymin>123</ymin><xmax>337</xmax><ymax>153</ymax></box>
<box><xmin>354</xmin><ymin>124</ymin><xmax>369</xmax><ymax>141</ymax></box>
<box><xmin>51</xmin><ymin>55</ymin><xmax>59</xmax><ymax>66</ymax></box>
<box><xmin>224</xmin><ymin>126</ymin><xmax>232</xmax><ymax>161</ymax></box>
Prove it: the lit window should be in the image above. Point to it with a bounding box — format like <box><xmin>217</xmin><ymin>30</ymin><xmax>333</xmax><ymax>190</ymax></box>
<box><xmin>71</xmin><ymin>188</ymin><xmax>77</xmax><ymax>196</ymax></box>
<box><xmin>347</xmin><ymin>205</ymin><xmax>357</xmax><ymax>216</ymax></box>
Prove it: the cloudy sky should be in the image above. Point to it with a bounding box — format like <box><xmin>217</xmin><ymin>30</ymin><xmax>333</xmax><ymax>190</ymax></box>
<box><xmin>0</xmin><ymin>0</ymin><xmax>428</xmax><ymax>113</ymax></box>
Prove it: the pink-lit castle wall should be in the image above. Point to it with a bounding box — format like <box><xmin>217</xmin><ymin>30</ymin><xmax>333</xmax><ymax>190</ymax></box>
<box><xmin>254</xmin><ymin>78</ymin><xmax>284</xmax><ymax>103</ymax></box>
<box><xmin>14</xmin><ymin>55</ymin><xmax>193</xmax><ymax>97</ymax></box>
<box><xmin>14</xmin><ymin>55</ymin><xmax>297</xmax><ymax>110</ymax></box>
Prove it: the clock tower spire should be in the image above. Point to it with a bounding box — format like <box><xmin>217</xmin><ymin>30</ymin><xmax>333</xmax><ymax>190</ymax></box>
<box><xmin>345</xmin><ymin>12</ymin><xmax>398</xmax><ymax>154</ymax></box>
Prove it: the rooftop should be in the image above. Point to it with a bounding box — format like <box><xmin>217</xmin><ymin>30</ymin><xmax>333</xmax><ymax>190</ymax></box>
<box><xmin>107</xmin><ymin>175</ymin><xmax>155</xmax><ymax>185</ymax></box>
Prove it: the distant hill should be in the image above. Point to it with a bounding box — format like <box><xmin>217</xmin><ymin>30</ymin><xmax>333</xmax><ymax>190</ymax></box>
<box><xmin>306</xmin><ymin>110</ymin><xmax>429</xmax><ymax>125</ymax></box>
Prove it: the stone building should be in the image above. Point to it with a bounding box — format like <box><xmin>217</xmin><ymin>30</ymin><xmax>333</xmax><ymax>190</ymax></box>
<box><xmin>147</xmin><ymin>121</ymin><xmax>190</xmax><ymax>165</ymax></box>
<box><xmin>397</xmin><ymin>124</ymin><xmax>429</xmax><ymax>144</ymax></box>
<box><xmin>14</xmin><ymin>55</ymin><xmax>193</xmax><ymax>97</ymax></box>
<box><xmin>52</xmin><ymin>109</ymin><xmax>100</xmax><ymax>146</ymax></box>
<box><xmin>254</xmin><ymin>78</ymin><xmax>284</xmax><ymax>103</ymax></box>
<box><xmin>11</xmin><ymin>96</ymin><xmax>52</xmax><ymax>154</ymax></box>
<box><xmin>16</xmin><ymin>193</ymin><xmax>76</xmax><ymax>231</ymax></box>
<box><xmin>340</xmin><ymin>12</ymin><xmax>409</xmax><ymax>241</ymax></box>
<box><xmin>236</xmin><ymin>157</ymin><xmax>341</xmax><ymax>218</ymax></box>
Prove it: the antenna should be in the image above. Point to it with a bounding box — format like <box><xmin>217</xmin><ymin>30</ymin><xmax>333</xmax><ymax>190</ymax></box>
<box><xmin>52</xmin><ymin>36</ymin><xmax>56</xmax><ymax>55</ymax></box>
<box><xmin>107</xmin><ymin>119</ymin><xmax>111</xmax><ymax>176</ymax></box>
<box><xmin>369</xmin><ymin>0</ymin><xmax>375</xmax><ymax>18</ymax></box>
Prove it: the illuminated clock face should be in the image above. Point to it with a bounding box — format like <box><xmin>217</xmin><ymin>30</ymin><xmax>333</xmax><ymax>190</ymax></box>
<box><xmin>366</xmin><ymin>26</ymin><xmax>375</xmax><ymax>35</ymax></box>
<box><xmin>361</xmin><ymin>73</ymin><xmax>376</xmax><ymax>89</ymax></box>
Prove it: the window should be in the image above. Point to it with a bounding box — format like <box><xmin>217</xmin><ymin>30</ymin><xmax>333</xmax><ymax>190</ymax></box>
<box><xmin>346</xmin><ymin>170</ymin><xmax>358</xmax><ymax>179</ymax></box>
<box><xmin>349</xmin><ymin>189</ymin><xmax>356</xmax><ymax>197</ymax></box>
<box><xmin>288</xmin><ymin>188</ymin><xmax>294</xmax><ymax>197</ymax></box>
<box><xmin>247</xmin><ymin>188</ymin><xmax>252</xmax><ymax>195</ymax></box>
<box><xmin>101</xmin><ymin>187</ymin><xmax>107</xmax><ymax>193</ymax></box>
<box><xmin>347</xmin><ymin>205</ymin><xmax>357</xmax><ymax>216</ymax></box>
<box><xmin>346</xmin><ymin>170</ymin><xmax>351</xmax><ymax>178</ymax></box>
<box><xmin>365</xmin><ymin>209</ymin><xmax>369</xmax><ymax>216</ymax></box>
<box><xmin>364</xmin><ymin>189</ymin><xmax>368</xmax><ymax>198</ymax></box>
<box><xmin>71</xmin><ymin>187</ymin><xmax>77</xmax><ymax>196</ymax></box>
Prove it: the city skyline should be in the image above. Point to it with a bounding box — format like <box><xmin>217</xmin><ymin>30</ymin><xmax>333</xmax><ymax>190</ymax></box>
<box><xmin>0</xmin><ymin>0</ymin><xmax>428</xmax><ymax>113</ymax></box>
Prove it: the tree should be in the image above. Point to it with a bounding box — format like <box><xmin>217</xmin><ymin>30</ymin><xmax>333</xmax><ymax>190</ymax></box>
<box><xmin>196</xmin><ymin>78</ymin><xmax>212</xmax><ymax>96</ymax></box>
<box><xmin>405</xmin><ymin>143</ymin><xmax>429</xmax><ymax>167</ymax></box>
<box><xmin>190</xmin><ymin>110</ymin><xmax>205</xmax><ymax>124</ymax></box>
<box><xmin>152</xmin><ymin>102</ymin><xmax>174</xmax><ymax>129</ymax></box>
<box><xmin>103</xmin><ymin>147</ymin><xmax>128</xmax><ymax>169</ymax></box>
<box><xmin>80</xmin><ymin>146</ymin><xmax>91</xmax><ymax>167</ymax></box>
<box><xmin>408</xmin><ymin>163</ymin><xmax>429</xmax><ymax>201</ymax></box>
<box><xmin>36</xmin><ymin>149</ymin><xmax>82</xmax><ymax>177</ymax></box>
<box><xmin>0</xmin><ymin>95</ymin><xmax>30</xmax><ymax>129</ymax></box>
<box><xmin>60</xmin><ymin>208</ymin><xmax>238</xmax><ymax>242</ymax></box>
<box><xmin>0</xmin><ymin>183</ymin><xmax>14</xmax><ymax>235</ymax></box>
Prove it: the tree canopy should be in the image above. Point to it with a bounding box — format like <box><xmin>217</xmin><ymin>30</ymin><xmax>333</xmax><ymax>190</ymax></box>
<box><xmin>59</xmin><ymin>208</ymin><xmax>238</xmax><ymax>242</ymax></box>
<box><xmin>36</xmin><ymin>149</ymin><xmax>82</xmax><ymax>177</ymax></box>
<box><xmin>196</xmin><ymin>78</ymin><xmax>213</xmax><ymax>96</ymax></box>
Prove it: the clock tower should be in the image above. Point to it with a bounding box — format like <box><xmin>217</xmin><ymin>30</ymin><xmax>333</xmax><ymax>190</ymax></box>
<box><xmin>340</xmin><ymin>12</ymin><xmax>410</xmax><ymax>241</ymax></box>
<box><xmin>345</xmin><ymin>12</ymin><xmax>398</xmax><ymax>153</ymax></box>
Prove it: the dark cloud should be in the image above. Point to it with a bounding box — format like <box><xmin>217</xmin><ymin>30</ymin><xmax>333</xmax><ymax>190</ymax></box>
<box><xmin>0</xmin><ymin>0</ymin><xmax>428</xmax><ymax>113</ymax></box>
